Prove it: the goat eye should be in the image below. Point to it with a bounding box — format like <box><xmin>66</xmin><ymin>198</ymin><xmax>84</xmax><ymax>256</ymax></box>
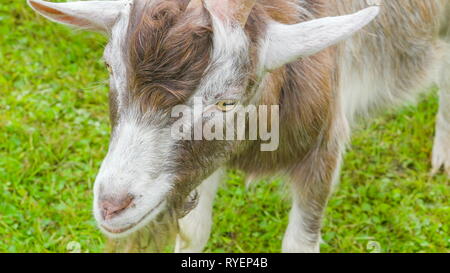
<box><xmin>105</xmin><ymin>62</ymin><xmax>113</xmax><ymax>74</ymax></box>
<box><xmin>216</xmin><ymin>100</ymin><xmax>237</xmax><ymax>112</ymax></box>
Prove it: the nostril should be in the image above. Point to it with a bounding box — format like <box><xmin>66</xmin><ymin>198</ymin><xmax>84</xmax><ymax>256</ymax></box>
<box><xmin>100</xmin><ymin>194</ymin><xmax>135</xmax><ymax>220</ymax></box>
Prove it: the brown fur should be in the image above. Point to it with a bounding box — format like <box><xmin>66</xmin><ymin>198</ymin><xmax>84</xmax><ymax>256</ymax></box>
<box><xmin>126</xmin><ymin>0</ymin><xmax>213</xmax><ymax>113</ymax></box>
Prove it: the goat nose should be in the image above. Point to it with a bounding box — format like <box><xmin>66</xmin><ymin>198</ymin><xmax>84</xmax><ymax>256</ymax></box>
<box><xmin>100</xmin><ymin>194</ymin><xmax>134</xmax><ymax>220</ymax></box>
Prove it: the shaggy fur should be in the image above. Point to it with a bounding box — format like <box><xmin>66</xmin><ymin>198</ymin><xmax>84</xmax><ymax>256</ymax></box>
<box><xmin>108</xmin><ymin>0</ymin><xmax>449</xmax><ymax>252</ymax></box>
<box><xmin>28</xmin><ymin>0</ymin><xmax>449</xmax><ymax>252</ymax></box>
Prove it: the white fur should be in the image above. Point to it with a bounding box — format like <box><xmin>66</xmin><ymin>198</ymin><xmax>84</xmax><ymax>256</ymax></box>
<box><xmin>103</xmin><ymin>1</ymin><xmax>132</xmax><ymax>111</ymax></box>
<box><xmin>175</xmin><ymin>169</ymin><xmax>224</xmax><ymax>253</ymax></box>
<box><xmin>261</xmin><ymin>6</ymin><xmax>380</xmax><ymax>71</ymax></box>
<box><xmin>189</xmin><ymin>15</ymin><xmax>249</xmax><ymax>104</ymax></box>
<box><xmin>433</xmin><ymin>122</ymin><xmax>450</xmax><ymax>176</ymax></box>
<box><xmin>93</xmin><ymin>111</ymin><xmax>175</xmax><ymax>238</ymax></box>
<box><xmin>433</xmin><ymin>44</ymin><xmax>450</xmax><ymax>175</ymax></box>
<box><xmin>282</xmin><ymin>202</ymin><xmax>320</xmax><ymax>253</ymax></box>
<box><xmin>27</xmin><ymin>0</ymin><xmax>129</xmax><ymax>32</ymax></box>
<box><xmin>282</xmin><ymin>154</ymin><xmax>344</xmax><ymax>253</ymax></box>
<box><xmin>89</xmin><ymin>2</ymin><xmax>177</xmax><ymax>237</ymax></box>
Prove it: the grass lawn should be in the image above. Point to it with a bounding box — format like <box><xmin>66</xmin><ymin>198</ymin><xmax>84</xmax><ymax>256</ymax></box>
<box><xmin>0</xmin><ymin>1</ymin><xmax>449</xmax><ymax>253</ymax></box>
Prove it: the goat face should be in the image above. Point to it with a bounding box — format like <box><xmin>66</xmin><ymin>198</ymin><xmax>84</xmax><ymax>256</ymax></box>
<box><xmin>28</xmin><ymin>0</ymin><xmax>379</xmax><ymax>237</ymax></box>
<box><xmin>93</xmin><ymin>0</ymin><xmax>256</xmax><ymax>236</ymax></box>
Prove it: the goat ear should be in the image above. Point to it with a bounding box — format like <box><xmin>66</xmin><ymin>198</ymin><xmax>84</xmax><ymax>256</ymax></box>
<box><xmin>262</xmin><ymin>6</ymin><xmax>380</xmax><ymax>71</ymax></box>
<box><xmin>27</xmin><ymin>0</ymin><xmax>127</xmax><ymax>33</ymax></box>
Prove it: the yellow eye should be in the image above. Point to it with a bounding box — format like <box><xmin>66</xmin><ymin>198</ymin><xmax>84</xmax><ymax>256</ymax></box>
<box><xmin>105</xmin><ymin>62</ymin><xmax>113</xmax><ymax>74</ymax></box>
<box><xmin>216</xmin><ymin>100</ymin><xmax>237</xmax><ymax>112</ymax></box>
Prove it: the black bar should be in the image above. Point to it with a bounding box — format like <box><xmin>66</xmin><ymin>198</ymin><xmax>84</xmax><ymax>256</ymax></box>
<box><xmin>0</xmin><ymin>253</ymin><xmax>447</xmax><ymax>272</ymax></box>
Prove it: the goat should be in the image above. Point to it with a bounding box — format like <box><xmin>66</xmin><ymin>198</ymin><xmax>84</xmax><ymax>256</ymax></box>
<box><xmin>28</xmin><ymin>0</ymin><xmax>449</xmax><ymax>253</ymax></box>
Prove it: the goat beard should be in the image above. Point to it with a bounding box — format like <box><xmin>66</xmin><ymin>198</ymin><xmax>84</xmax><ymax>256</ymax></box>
<box><xmin>104</xmin><ymin>189</ymin><xmax>200</xmax><ymax>253</ymax></box>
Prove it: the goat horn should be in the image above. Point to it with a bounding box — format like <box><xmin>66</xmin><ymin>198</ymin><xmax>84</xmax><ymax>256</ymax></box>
<box><xmin>187</xmin><ymin>0</ymin><xmax>203</xmax><ymax>11</ymax></box>
<box><xmin>203</xmin><ymin>0</ymin><xmax>256</xmax><ymax>27</ymax></box>
<box><xmin>231</xmin><ymin>0</ymin><xmax>256</xmax><ymax>27</ymax></box>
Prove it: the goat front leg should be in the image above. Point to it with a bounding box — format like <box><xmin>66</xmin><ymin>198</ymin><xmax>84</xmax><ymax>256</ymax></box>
<box><xmin>283</xmin><ymin>146</ymin><xmax>343</xmax><ymax>253</ymax></box>
<box><xmin>432</xmin><ymin>42</ymin><xmax>450</xmax><ymax>176</ymax></box>
<box><xmin>174</xmin><ymin>168</ymin><xmax>224</xmax><ymax>253</ymax></box>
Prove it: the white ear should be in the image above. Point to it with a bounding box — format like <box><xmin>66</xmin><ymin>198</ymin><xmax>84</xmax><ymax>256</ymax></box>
<box><xmin>27</xmin><ymin>0</ymin><xmax>128</xmax><ymax>33</ymax></box>
<box><xmin>262</xmin><ymin>6</ymin><xmax>380</xmax><ymax>71</ymax></box>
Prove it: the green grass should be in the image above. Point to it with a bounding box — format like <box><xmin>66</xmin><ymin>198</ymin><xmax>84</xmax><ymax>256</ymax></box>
<box><xmin>0</xmin><ymin>1</ymin><xmax>449</xmax><ymax>253</ymax></box>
